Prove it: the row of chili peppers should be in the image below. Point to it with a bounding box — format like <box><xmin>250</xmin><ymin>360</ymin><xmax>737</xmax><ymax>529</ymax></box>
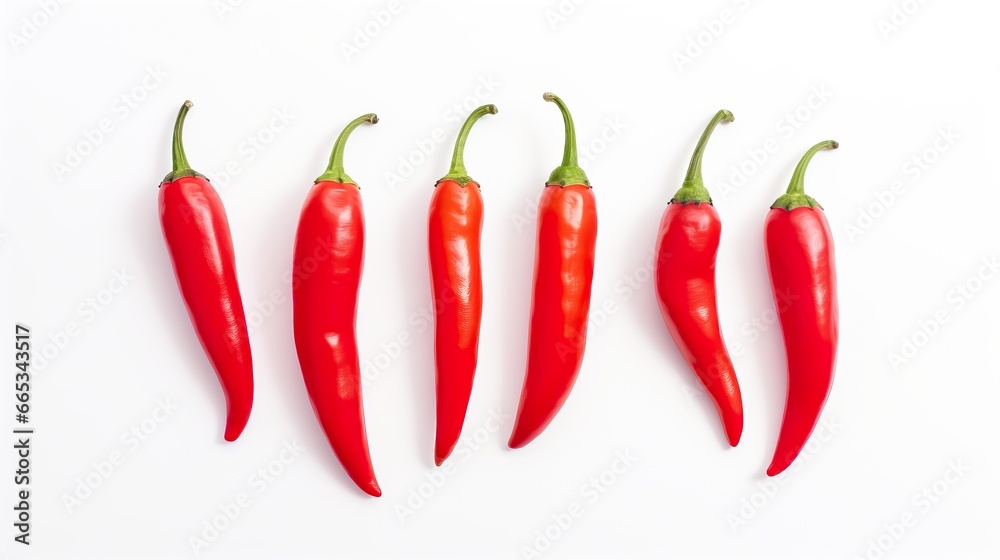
<box><xmin>158</xmin><ymin>95</ymin><xmax>838</xmax><ymax>497</ymax></box>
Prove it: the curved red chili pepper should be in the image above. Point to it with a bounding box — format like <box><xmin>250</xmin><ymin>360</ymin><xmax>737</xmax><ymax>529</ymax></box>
<box><xmin>509</xmin><ymin>93</ymin><xmax>597</xmax><ymax>449</ymax></box>
<box><xmin>764</xmin><ymin>140</ymin><xmax>840</xmax><ymax>476</ymax></box>
<box><xmin>428</xmin><ymin>104</ymin><xmax>496</xmax><ymax>465</ymax></box>
<box><xmin>158</xmin><ymin>101</ymin><xmax>253</xmax><ymax>442</ymax></box>
<box><xmin>654</xmin><ymin>110</ymin><xmax>743</xmax><ymax>447</ymax></box>
<box><xmin>292</xmin><ymin>114</ymin><xmax>381</xmax><ymax>496</ymax></box>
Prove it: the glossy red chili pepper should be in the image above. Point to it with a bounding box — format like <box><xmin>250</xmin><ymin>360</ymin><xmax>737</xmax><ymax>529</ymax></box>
<box><xmin>292</xmin><ymin>114</ymin><xmax>381</xmax><ymax>496</ymax></box>
<box><xmin>654</xmin><ymin>110</ymin><xmax>743</xmax><ymax>447</ymax></box>
<box><xmin>428</xmin><ymin>104</ymin><xmax>496</xmax><ymax>466</ymax></box>
<box><xmin>158</xmin><ymin>101</ymin><xmax>253</xmax><ymax>442</ymax></box>
<box><xmin>509</xmin><ymin>93</ymin><xmax>597</xmax><ymax>449</ymax></box>
<box><xmin>764</xmin><ymin>140</ymin><xmax>840</xmax><ymax>476</ymax></box>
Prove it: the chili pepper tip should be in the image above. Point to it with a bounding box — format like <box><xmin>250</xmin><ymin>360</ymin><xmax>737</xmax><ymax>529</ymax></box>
<box><xmin>829</xmin><ymin>140</ymin><xmax>839</xmax><ymax>149</ymax></box>
<box><xmin>367</xmin><ymin>114</ymin><xmax>379</xmax><ymax>124</ymax></box>
<box><xmin>365</xmin><ymin>481</ymin><xmax>382</xmax><ymax>497</ymax></box>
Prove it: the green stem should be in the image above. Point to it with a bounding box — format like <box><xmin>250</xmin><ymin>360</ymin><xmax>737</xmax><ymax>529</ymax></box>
<box><xmin>439</xmin><ymin>104</ymin><xmax>497</xmax><ymax>186</ymax></box>
<box><xmin>543</xmin><ymin>92</ymin><xmax>589</xmax><ymax>187</ymax></box>
<box><xmin>316</xmin><ymin>113</ymin><xmax>378</xmax><ymax>185</ymax></box>
<box><xmin>162</xmin><ymin>100</ymin><xmax>204</xmax><ymax>183</ymax></box>
<box><xmin>671</xmin><ymin>109</ymin><xmax>733</xmax><ymax>204</ymax></box>
<box><xmin>172</xmin><ymin>101</ymin><xmax>192</xmax><ymax>172</ymax></box>
<box><xmin>771</xmin><ymin>140</ymin><xmax>839</xmax><ymax>210</ymax></box>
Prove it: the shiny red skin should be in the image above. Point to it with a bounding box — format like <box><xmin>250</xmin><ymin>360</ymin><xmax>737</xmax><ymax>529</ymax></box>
<box><xmin>509</xmin><ymin>183</ymin><xmax>597</xmax><ymax>449</ymax></box>
<box><xmin>764</xmin><ymin>206</ymin><xmax>838</xmax><ymax>476</ymax></box>
<box><xmin>292</xmin><ymin>181</ymin><xmax>380</xmax><ymax>497</ymax></box>
<box><xmin>654</xmin><ymin>202</ymin><xmax>743</xmax><ymax>446</ymax></box>
<box><xmin>158</xmin><ymin>175</ymin><xmax>253</xmax><ymax>442</ymax></box>
<box><xmin>428</xmin><ymin>179</ymin><xmax>484</xmax><ymax>465</ymax></box>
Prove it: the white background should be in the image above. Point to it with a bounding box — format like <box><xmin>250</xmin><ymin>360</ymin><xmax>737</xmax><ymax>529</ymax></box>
<box><xmin>2</xmin><ymin>0</ymin><xmax>999</xmax><ymax>558</ymax></box>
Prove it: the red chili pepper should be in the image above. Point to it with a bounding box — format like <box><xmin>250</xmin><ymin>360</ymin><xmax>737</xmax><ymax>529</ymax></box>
<box><xmin>292</xmin><ymin>114</ymin><xmax>381</xmax><ymax>496</ymax></box>
<box><xmin>428</xmin><ymin>104</ymin><xmax>496</xmax><ymax>466</ymax></box>
<box><xmin>509</xmin><ymin>93</ymin><xmax>597</xmax><ymax>449</ymax></box>
<box><xmin>158</xmin><ymin>101</ymin><xmax>253</xmax><ymax>442</ymax></box>
<box><xmin>764</xmin><ymin>140</ymin><xmax>840</xmax><ymax>476</ymax></box>
<box><xmin>654</xmin><ymin>110</ymin><xmax>743</xmax><ymax>447</ymax></box>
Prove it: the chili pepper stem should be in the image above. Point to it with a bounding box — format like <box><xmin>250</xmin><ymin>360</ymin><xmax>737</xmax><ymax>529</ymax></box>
<box><xmin>162</xmin><ymin>100</ymin><xmax>205</xmax><ymax>183</ymax></box>
<box><xmin>771</xmin><ymin>140</ymin><xmax>839</xmax><ymax>210</ymax></box>
<box><xmin>171</xmin><ymin>101</ymin><xmax>193</xmax><ymax>172</ymax></box>
<box><xmin>671</xmin><ymin>110</ymin><xmax>733</xmax><ymax>204</ymax></box>
<box><xmin>439</xmin><ymin>104</ymin><xmax>498</xmax><ymax>187</ymax></box>
<box><xmin>316</xmin><ymin>113</ymin><xmax>378</xmax><ymax>185</ymax></box>
<box><xmin>543</xmin><ymin>92</ymin><xmax>590</xmax><ymax>187</ymax></box>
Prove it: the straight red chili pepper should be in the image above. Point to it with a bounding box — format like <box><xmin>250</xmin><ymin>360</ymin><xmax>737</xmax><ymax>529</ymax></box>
<box><xmin>509</xmin><ymin>93</ymin><xmax>597</xmax><ymax>449</ymax></box>
<box><xmin>764</xmin><ymin>140</ymin><xmax>839</xmax><ymax>476</ymax></box>
<box><xmin>292</xmin><ymin>114</ymin><xmax>381</xmax><ymax>496</ymax></box>
<box><xmin>428</xmin><ymin>104</ymin><xmax>496</xmax><ymax>466</ymax></box>
<box><xmin>654</xmin><ymin>110</ymin><xmax>743</xmax><ymax>447</ymax></box>
<box><xmin>158</xmin><ymin>101</ymin><xmax>253</xmax><ymax>442</ymax></box>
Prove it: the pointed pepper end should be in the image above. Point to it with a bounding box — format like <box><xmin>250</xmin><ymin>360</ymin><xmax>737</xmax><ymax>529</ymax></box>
<box><xmin>765</xmin><ymin>462</ymin><xmax>787</xmax><ymax>477</ymax></box>
<box><xmin>726</xmin><ymin>429</ymin><xmax>742</xmax><ymax>448</ymax></box>
<box><xmin>435</xmin><ymin>435</ymin><xmax>458</xmax><ymax>466</ymax></box>
<box><xmin>361</xmin><ymin>479</ymin><xmax>382</xmax><ymax>498</ymax></box>
<box><xmin>434</xmin><ymin>445</ymin><xmax>451</xmax><ymax>467</ymax></box>
<box><xmin>725</xmin><ymin>417</ymin><xmax>743</xmax><ymax>447</ymax></box>
<box><xmin>223</xmin><ymin>418</ymin><xmax>248</xmax><ymax>442</ymax></box>
<box><xmin>507</xmin><ymin>431</ymin><xmax>532</xmax><ymax>450</ymax></box>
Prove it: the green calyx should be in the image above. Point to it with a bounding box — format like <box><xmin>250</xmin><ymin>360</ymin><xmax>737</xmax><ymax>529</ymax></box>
<box><xmin>543</xmin><ymin>92</ymin><xmax>590</xmax><ymax>187</ymax></box>
<box><xmin>437</xmin><ymin>104</ymin><xmax>497</xmax><ymax>187</ymax></box>
<box><xmin>162</xmin><ymin>100</ymin><xmax>206</xmax><ymax>183</ymax></box>
<box><xmin>771</xmin><ymin>140</ymin><xmax>839</xmax><ymax>210</ymax></box>
<box><xmin>316</xmin><ymin>113</ymin><xmax>378</xmax><ymax>185</ymax></box>
<box><xmin>670</xmin><ymin>109</ymin><xmax>733</xmax><ymax>204</ymax></box>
